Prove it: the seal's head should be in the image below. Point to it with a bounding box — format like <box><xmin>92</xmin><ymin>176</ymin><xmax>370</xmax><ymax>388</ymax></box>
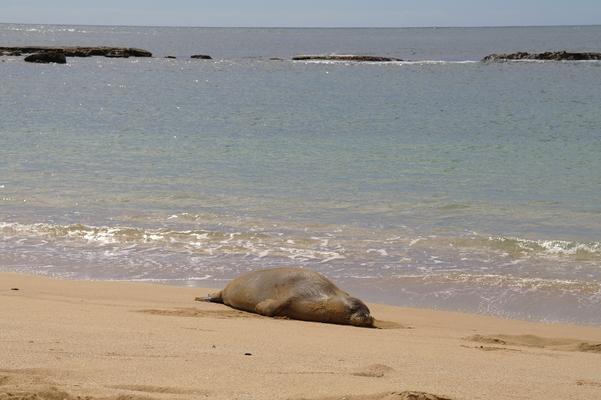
<box><xmin>346</xmin><ymin>297</ymin><xmax>374</xmax><ymax>327</ymax></box>
<box><xmin>324</xmin><ymin>296</ymin><xmax>373</xmax><ymax>327</ymax></box>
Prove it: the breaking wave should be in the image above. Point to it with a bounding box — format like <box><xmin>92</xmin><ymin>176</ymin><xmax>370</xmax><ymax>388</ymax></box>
<box><xmin>410</xmin><ymin>234</ymin><xmax>601</xmax><ymax>261</ymax></box>
<box><xmin>490</xmin><ymin>236</ymin><xmax>601</xmax><ymax>258</ymax></box>
<box><xmin>0</xmin><ymin>221</ymin><xmax>345</xmax><ymax>263</ymax></box>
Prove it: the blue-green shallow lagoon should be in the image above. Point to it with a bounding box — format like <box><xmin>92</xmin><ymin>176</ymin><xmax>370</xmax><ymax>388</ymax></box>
<box><xmin>1</xmin><ymin>24</ymin><xmax>600</xmax><ymax>324</ymax></box>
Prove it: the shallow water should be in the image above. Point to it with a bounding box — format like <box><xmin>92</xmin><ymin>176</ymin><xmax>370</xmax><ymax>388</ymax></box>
<box><xmin>1</xmin><ymin>24</ymin><xmax>601</xmax><ymax>324</ymax></box>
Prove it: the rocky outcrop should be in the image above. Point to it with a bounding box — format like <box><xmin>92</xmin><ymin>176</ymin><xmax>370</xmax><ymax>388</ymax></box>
<box><xmin>191</xmin><ymin>54</ymin><xmax>212</xmax><ymax>59</ymax></box>
<box><xmin>24</xmin><ymin>52</ymin><xmax>67</xmax><ymax>64</ymax></box>
<box><xmin>482</xmin><ymin>51</ymin><xmax>601</xmax><ymax>62</ymax></box>
<box><xmin>0</xmin><ymin>46</ymin><xmax>152</xmax><ymax>58</ymax></box>
<box><xmin>292</xmin><ymin>55</ymin><xmax>401</xmax><ymax>62</ymax></box>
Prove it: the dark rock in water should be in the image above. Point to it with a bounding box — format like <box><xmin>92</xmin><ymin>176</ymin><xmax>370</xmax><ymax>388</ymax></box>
<box><xmin>292</xmin><ymin>55</ymin><xmax>401</xmax><ymax>62</ymax></box>
<box><xmin>269</xmin><ymin>57</ymin><xmax>283</xmax><ymax>61</ymax></box>
<box><xmin>165</xmin><ymin>56</ymin><xmax>177</xmax><ymax>59</ymax></box>
<box><xmin>0</xmin><ymin>46</ymin><xmax>152</xmax><ymax>58</ymax></box>
<box><xmin>24</xmin><ymin>52</ymin><xmax>67</xmax><ymax>64</ymax></box>
<box><xmin>482</xmin><ymin>51</ymin><xmax>601</xmax><ymax>62</ymax></box>
<box><xmin>191</xmin><ymin>54</ymin><xmax>212</xmax><ymax>60</ymax></box>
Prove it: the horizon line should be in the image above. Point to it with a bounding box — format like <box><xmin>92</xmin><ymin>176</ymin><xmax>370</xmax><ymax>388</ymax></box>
<box><xmin>1</xmin><ymin>21</ymin><xmax>600</xmax><ymax>30</ymax></box>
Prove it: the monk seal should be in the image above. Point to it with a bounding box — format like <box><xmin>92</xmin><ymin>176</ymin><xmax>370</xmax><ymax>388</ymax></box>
<box><xmin>196</xmin><ymin>267</ymin><xmax>374</xmax><ymax>327</ymax></box>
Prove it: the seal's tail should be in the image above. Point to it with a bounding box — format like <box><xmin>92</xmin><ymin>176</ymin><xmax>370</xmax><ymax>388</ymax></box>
<box><xmin>194</xmin><ymin>291</ymin><xmax>223</xmax><ymax>304</ymax></box>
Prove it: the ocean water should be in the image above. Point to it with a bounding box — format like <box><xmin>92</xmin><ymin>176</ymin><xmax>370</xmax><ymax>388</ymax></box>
<box><xmin>1</xmin><ymin>24</ymin><xmax>601</xmax><ymax>324</ymax></box>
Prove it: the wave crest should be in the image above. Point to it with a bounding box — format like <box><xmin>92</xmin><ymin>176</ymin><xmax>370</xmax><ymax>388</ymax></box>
<box><xmin>0</xmin><ymin>221</ymin><xmax>344</xmax><ymax>262</ymax></box>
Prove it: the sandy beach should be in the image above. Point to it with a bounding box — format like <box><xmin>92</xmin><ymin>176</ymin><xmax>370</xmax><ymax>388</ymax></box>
<box><xmin>1</xmin><ymin>272</ymin><xmax>600</xmax><ymax>400</ymax></box>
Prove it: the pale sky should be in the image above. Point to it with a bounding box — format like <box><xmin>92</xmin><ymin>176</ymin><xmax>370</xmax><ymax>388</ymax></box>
<box><xmin>1</xmin><ymin>0</ymin><xmax>600</xmax><ymax>27</ymax></box>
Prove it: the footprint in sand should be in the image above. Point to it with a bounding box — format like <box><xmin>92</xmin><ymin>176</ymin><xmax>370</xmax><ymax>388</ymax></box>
<box><xmin>577</xmin><ymin>343</ymin><xmax>601</xmax><ymax>353</ymax></box>
<box><xmin>0</xmin><ymin>371</ymin><xmax>163</xmax><ymax>400</ymax></box>
<box><xmin>465</xmin><ymin>334</ymin><xmax>601</xmax><ymax>354</ymax></box>
<box><xmin>109</xmin><ymin>384</ymin><xmax>208</xmax><ymax>395</ymax></box>
<box><xmin>137</xmin><ymin>307</ymin><xmax>260</xmax><ymax>319</ymax></box>
<box><xmin>0</xmin><ymin>388</ymin><xmax>154</xmax><ymax>400</ymax></box>
<box><xmin>576</xmin><ymin>380</ymin><xmax>601</xmax><ymax>388</ymax></box>
<box><xmin>306</xmin><ymin>390</ymin><xmax>452</xmax><ymax>400</ymax></box>
<box><xmin>351</xmin><ymin>364</ymin><xmax>395</xmax><ymax>378</ymax></box>
<box><xmin>467</xmin><ymin>345</ymin><xmax>521</xmax><ymax>353</ymax></box>
<box><xmin>383</xmin><ymin>392</ymin><xmax>452</xmax><ymax>400</ymax></box>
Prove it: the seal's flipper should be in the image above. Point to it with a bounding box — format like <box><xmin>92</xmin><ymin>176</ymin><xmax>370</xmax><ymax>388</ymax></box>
<box><xmin>255</xmin><ymin>298</ymin><xmax>290</xmax><ymax>317</ymax></box>
<box><xmin>195</xmin><ymin>291</ymin><xmax>224</xmax><ymax>303</ymax></box>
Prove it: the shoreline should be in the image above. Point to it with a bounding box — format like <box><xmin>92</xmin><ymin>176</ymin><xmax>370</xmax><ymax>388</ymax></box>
<box><xmin>4</xmin><ymin>267</ymin><xmax>600</xmax><ymax>328</ymax></box>
<box><xmin>71</xmin><ymin>280</ymin><xmax>601</xmax><ymax>329</ymax></box>
<box><xmin>2</xmin><ymin>271</ymin><xmax>601</xmax><ymax>400</ymax></box>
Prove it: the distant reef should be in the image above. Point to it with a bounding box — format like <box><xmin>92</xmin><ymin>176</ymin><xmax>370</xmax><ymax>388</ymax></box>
<box><xmin>24</xmin><ymin>52</ymin><xmax>67</xmax><ymax>64</ymax></box>
<box><xmin>0</xmin><ymin>46</ymin><xmax>152</xmax><ymax>58</ymax></box>
<box><xmin>482</xmin><ymin>51</ymin><xmax>601</xmax><ymax>62</ymax></box>
<box><xmin>292</xmin><ymin>55</ymin><xmax>401</xmax><ymax>62</ymax></box>
<box><xmin>191</xmin><ymin>54</ymin><xmax>212</xmax><ymax>60</ymax></box>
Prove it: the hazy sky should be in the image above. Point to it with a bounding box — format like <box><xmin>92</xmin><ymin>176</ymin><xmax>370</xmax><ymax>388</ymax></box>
<box><xmin>1</xmin><ymin>0</ymin><xmax>600</xmax><ymax>27</ymax></box>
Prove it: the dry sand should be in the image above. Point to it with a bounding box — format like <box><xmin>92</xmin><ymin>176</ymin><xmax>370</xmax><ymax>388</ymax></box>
<box><xmin>1</xmin><ymin>272</ymin><xmax>601</xmax><ymax>400</ymax></box>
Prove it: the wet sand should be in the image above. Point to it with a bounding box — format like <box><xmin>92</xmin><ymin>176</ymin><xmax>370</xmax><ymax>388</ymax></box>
<box><xmin>1</xmin><ymin>272</ymin><xmax>601</xmax><ymax>400</ymax></box>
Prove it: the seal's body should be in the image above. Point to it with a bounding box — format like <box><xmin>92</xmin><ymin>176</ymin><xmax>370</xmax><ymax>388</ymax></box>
<box><xmin>198</xmin><ymin>268</ymin><xmax>374</xmax><ymax>327</ymax></box>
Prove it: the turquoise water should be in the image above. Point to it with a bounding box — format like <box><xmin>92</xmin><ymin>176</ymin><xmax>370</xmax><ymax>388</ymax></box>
<box><xmin>1</xmin><ymin>24</ymin><xmax>601</xmax><ymax>324</ymax></box>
